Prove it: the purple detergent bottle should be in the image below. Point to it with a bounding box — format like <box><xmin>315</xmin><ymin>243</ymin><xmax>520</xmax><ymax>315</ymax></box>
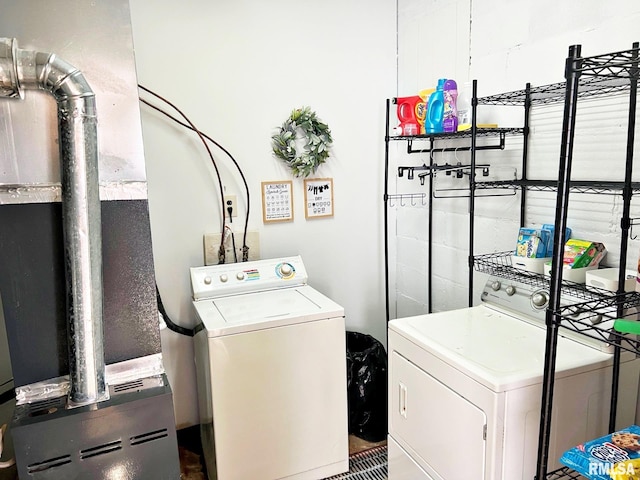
<box><xmin>443</xmin><ymin>79</ymin><xmax>458</xmax><ymax>133</ymax></box>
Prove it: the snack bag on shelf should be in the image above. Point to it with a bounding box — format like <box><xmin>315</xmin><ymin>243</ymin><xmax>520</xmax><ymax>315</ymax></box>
<box><xmin>560</xmin><ymin>425</ymin><xmax>640</xmax><ymax>480</ymax></box>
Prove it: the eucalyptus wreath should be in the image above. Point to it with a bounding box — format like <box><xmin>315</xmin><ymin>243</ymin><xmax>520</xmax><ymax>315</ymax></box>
<box><xmin>271</xmin><ymin>107</ymin><xmax>333</xmax><ymax>177</ymax></box>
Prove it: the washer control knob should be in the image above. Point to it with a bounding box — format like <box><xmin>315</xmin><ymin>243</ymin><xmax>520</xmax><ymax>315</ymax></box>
<box><xmin>279</xmin><ymin>263</ymin><xmax>293</xmax><ymax>277</ymax></box>
<box><xmin>236</xmin><ymin>271</ymin><xmax>245</xmax><ymax>281</ymax></box>
<box><xmin>491</xmin><ymin>281</ymin><xmax>501</xmax><ymax>291</ymax></box>
<box><xmin>505</xmin><ymin>285</ymin><xmax>516</xmax><ymax>296</ymax></box>
<box><xmin>204</xmin><ymin>276</ymin><xmax>212</xmax><ymax>285</ymax></box>
<box><xmin>532</xmin><ymin>292</ymin><xmax>549</xmax><ymax>308</ymax></box>
<box><xmin>219</xmin><ymin>274</ymin><xmax>228</xmax><ymax>283</ymax></box>
<box><xmin>590</xmin><ymin>314</ymin><xmax>603</xmax><ymax>325</ymax></box>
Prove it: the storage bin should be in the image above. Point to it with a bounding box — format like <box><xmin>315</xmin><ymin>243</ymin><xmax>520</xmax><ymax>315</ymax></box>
<box><xmin>511</xmin><ymin>256</ymin><xmax>551</xmax><ymax>274</ymax></box>
<box><xmin>585</xmin><ymin>268</ymin><xmax>636</xmax><ymax>292</ymax></box>
<box><xmin>543</xmin><ymin>263</ymin><xmax>598</xmax><ymax>284</ymax></box>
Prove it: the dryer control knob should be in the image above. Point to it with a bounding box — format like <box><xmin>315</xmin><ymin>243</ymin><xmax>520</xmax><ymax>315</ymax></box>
<box><xmin>204</xmin><ymin>276</ymin><xmax>212</xmax><ymax>285</ymax></box>
<box><xmin>532</xmin><ymin>292</ymin><xmax>549</xmax><ymax>308</ymax></box>
<box><xmin>279</xmin><ymin>263</ymin><xmax>293</xmax><ymax>277</ymax></box>
<box><xmin>219</xmin><ymin>274</ymin><xmax>228</xmax><ymax>283</ymax></box>
<box><xmin>491</xmin><ymin>281</ymin><xmax>501</xmax><ymax>291</ymax></box>
<box><xmin>506</xmin><ymin>285</ymin><xmax>516</xmax><ymax>296</ymax></box>
<box><xmin>236</xmin><ymin>272</ymin><xmax>245</xmax><ymax>281</ymax></box>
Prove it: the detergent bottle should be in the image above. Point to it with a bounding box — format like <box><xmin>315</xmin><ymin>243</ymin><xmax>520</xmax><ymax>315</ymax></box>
<box><xmin>457</xmin><ymin>81</ymin><xmax>473</xmax><ymax>131</ymax></box>
<box><xmin>425</xmin><ymin>79</ymin><xmax>446</xmax><ymax>134</ymax></box>
<box><xmin>396</xmin><ymin>95</ymin><xmax>421</xmax><ymax>135</ymax></box>
<box><xmin>442</xmin><ymin>79</ymin><xmax>458</xmax><ymax>133</ymax></box>
<box><xmin>417</xmin><ymin>88</ymin><xmax>434</xmax><ymax>134</ymax></box>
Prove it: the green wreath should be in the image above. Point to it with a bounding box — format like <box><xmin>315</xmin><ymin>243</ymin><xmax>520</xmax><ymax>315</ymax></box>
<box><xmin>271</xmin><ymin>107</ymin><xmax>333</xmax><ymax>177</ymax></box>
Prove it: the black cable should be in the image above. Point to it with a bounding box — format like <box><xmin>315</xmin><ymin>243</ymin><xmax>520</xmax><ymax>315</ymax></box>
<box><xmin>230</xmin><ymin>230</ymin><xmax>238</xmax><ymax>263</ymax></box>
<box><xmin>138</xmin><ymin>85</ymin><xmax>228</xmax><ymax>263</ymax></box>
<box><xmin>138</xmin><ymin>92</ymin><xmax>251</xmax><ymax>260</ymax></box>
<box><xmin>156</xmin><ymin>285</ymin><xmax>194</xmax><ymax>337</ymax></box>
<box><xmin>139</xmin><ymin>86</ymin><xmax>253</xmax><ymax>337</ymax></box>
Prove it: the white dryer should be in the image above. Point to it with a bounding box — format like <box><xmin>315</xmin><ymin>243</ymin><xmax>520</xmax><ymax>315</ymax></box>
<box><xmin>191</xmin><ymin>256</ymin><xmax>348</xmax><ymax>480</ymax></box>
<box><xmin>387</xmin><ymin>276</ymin><xmax>640</xmax><ymax>480</ymax></box>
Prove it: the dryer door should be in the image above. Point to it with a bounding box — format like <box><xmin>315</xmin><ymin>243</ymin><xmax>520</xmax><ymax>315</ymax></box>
<box><xmin>390</xmin><ymin>351</ymin><xmax>487</xmax><ymax>480</ymax></box>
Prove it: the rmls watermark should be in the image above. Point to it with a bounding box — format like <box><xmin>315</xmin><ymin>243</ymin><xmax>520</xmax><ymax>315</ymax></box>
<box><xmin>589</xmin><ymin>461</ymin><xmax>636</xmax><ymax>476</ymax></box>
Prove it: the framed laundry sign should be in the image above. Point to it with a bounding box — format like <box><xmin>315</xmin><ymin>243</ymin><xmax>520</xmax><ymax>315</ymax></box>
<box><xmin>304</xmin><ymin>178</ymin><xmax>334</xmax><ymax>219</ymax></box>
<box><xmin>261</xmin><ymin>180</ymin><xmax>294</xmax><ymax>223</ymax></box>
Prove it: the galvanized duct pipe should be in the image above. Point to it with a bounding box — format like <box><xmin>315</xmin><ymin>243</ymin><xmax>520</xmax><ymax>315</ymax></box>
<box><xmin>0</xmin><ymin>38</ymin><xmax>106</xmax><ymax>407</ymax></box>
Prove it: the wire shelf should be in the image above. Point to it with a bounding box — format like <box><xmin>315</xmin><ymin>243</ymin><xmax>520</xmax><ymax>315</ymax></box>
<box><xmin>545</xmin><ymin>466</ymin><xmax>587</xmax><ymax>479</ymax></box>
<box><xmin>387</xmin><ymin>127</ymin><xmax>524</xmax><ymax>141</ymax></box>
<box><xmin>479</xmin><ymin>76</ymin><xmax>635</xmax><ymax>106</ymax></box>
<box><xmin>474</xmin><ymin>179</ymin><xmax>640</xmax><ymax>195</ymax></box>
<box><xmin>474</xmin><ymin>251</ymin><xmax>640</xmax><ymax>355</ymax></box>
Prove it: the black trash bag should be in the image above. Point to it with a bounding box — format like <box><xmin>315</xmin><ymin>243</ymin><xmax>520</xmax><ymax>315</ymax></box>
<box><xmin>346</xmin><ymin>331</ymin><xmax>387</xmax><ymax>442</ymax></box>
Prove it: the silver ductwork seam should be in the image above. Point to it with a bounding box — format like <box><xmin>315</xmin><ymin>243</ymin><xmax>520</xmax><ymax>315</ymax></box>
<box><xmin>0</xmin><ymin>38</ymin><xmax>107</xmax><ymax>407</ymax></box>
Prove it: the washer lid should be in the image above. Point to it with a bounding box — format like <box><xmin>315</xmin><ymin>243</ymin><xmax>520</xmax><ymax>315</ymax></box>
<box><xmin>194</xmin><ymin>285</ymin><xmax>344</xmax><ymax>337</ymax></box>
<box><xmin>389</xmin><ymin>305</ymin><xmax>614</xmax><ymax>392</ymax></box>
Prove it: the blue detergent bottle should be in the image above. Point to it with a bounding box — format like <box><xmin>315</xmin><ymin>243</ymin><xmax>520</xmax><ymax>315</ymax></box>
<box><xmin>425</xmin><ymin>78</ymin><xmax>446</xmax><ymax>134</ymax></box>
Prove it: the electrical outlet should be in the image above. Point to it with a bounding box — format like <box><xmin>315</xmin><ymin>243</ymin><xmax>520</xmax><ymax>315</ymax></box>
<box><xmin>203</xmin><ymin>230</ymin><xmax>260</xmax><ymax>265</ymax></box>
<box><xmin>224</xmin><ymin>195</ymin><xmax>237</xmax><ymax>219</ymax></box>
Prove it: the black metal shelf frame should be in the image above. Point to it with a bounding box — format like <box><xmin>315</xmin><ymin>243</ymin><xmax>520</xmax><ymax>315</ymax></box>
<box><xmin>382</xmin><ymin>41</ymin><xmax>639</xmax><ymax>480</ymax></box>
<box><xmin>534</xmin><ymin>42</ymin><xmax>639</xmax><ymax>480</ymax></box>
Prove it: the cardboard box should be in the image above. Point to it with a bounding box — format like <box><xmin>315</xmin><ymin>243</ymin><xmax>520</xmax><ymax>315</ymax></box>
<box><xmin>563</xmin><ymin>239</ymin><xmax>607</xmax><ymax>269</ymax></box>
<box><xmin>515</xmin><ymin>228</ymin><xmax>552</xmax><ymax>258</ymax></box>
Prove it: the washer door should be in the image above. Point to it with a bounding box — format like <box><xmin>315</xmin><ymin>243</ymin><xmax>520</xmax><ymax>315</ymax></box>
<box><xmin>389</xmin><ymin>351</ymin><xmax>487</xmax><ymax>480</ymax></box>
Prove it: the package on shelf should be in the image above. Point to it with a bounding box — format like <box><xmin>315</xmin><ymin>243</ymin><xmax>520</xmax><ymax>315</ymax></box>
<box><xmin>564</xmin><ymin>239</ymin><xmax>607</xmax><ymax>269</ymax></box>
<box><xmin>515</xmin><ymin>227</ymin><xmax>552</xmax><ymax>258</ymax></box>
<box><xmin>560</xmin><ymin>425</ymin><xmax>640</xmax><ymax>480</ymax></box>
<box><xmin>541</xmin><ymin>223</ymin><xmax>572</xmax><ymax>255</ymax></box>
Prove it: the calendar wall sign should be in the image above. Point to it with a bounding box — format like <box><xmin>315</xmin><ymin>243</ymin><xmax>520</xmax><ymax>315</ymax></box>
<box><xmin>304</xmin><ymin>178</ymin><xmax>334</xmax><ymax>219</ymax></box>
<box><xmin>261</xmin><ymin>180</ymin><xmax>294</xmax><ymax>223</ymax></box>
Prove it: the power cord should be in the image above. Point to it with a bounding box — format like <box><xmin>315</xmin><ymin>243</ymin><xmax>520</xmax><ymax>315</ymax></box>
<box><xmin>138</xmin><ymin>85</ymin><xmax>228</xmax><ymax>264</ymax></box>
<box><xmin>138</xmin><ymin>88</ymin><xmax>252</xmax><ymax>260</ymax></box>
<box><xmin>139</xmin><ymin>86</ymin><xmax>254</xmax><ymax>337</ymax></box>
<box><xmin>156</xmin><ymin>285</ymin><xmax>194</xmax><ymax>337</ymax></box>
<box><xmin>0</xmin><ymin>423</ymin><xmax>15</xmax><ymax>469</ymax></box>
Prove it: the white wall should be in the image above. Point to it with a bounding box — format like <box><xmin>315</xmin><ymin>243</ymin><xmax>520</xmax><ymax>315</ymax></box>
<box><xmin>392</xmin><ymin>0</ymin><xmax>640</xmax><ymax>317</ymax></box>
<box><xmin>129</xmin><ymin>1</ymin><xmax>396</xmax><ymax>428</ymax></box>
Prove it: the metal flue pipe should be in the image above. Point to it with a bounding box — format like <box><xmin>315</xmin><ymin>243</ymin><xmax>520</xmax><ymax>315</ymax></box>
<box><xmin>0</xmin><ymin>38</ymin><xmax>106</xmax><ymax>406</ymax></box>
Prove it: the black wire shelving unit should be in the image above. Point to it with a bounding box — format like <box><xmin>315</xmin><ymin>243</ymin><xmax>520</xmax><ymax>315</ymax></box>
<box><xmin>383</xmin><ymin>90</ymin><xmax>527</xmax><ymax>321</ymax></box>
<box><xmin>526</xmin><ymin>42</ymin><xmax>640</xmax><ymax>480</ymax></box>
<box><xmin>383</xmin><ymin>41</ymin><xmax>640</xmax><ymax>480</ymax></box>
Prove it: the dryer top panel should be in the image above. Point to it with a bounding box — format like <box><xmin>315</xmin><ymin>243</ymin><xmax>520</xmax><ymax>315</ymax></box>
<box><xmin>389</xmin><ymin>305</ymin><xmax>614</xmax><ymax>392</ymax></box>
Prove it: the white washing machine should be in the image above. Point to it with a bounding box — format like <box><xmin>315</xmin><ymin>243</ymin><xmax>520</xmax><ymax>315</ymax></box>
<box><xmin>388</xmin><ymin>276</ymin><xmax>640</xmax><ymax>480</ymax></box>
<box><xmin>191</xmin><ymin>256</ymin><xmax>349</xmax><ymax>480</ymax></box>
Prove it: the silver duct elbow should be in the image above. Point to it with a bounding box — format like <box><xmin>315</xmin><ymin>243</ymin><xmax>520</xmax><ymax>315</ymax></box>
<box><xmin>0</xmin><ymin>38</ymin><xmax>106</xmax><ymax>407</ymax></box>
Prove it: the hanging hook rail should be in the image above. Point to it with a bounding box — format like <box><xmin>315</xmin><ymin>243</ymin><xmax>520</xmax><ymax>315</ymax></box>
<box><xmin>386</xmin><ymin>193</ymin><xmax>428</xmax><ymax>207</ymax></box>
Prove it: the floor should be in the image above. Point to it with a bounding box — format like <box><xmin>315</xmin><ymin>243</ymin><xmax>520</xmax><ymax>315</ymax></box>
<box><xmin>0</xmin><ymin>396</ymin><xmax>387</xmax><ymax>480</ymax></box>
<box><xmin>177</xmin><ymin>424</ymin><xmax>387</xmax><ymax>480</ymax></box>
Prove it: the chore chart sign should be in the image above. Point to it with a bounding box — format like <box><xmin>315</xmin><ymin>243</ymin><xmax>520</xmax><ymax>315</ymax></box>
<box><xmin>304</xmin><ymin>178</ymin><xmax>334</xmax><ymax>219</ymax></box>
<box><xmin>261</xmin><ymin>180</ymin><xmax>294</xmax><ymax>223</ymax></box>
